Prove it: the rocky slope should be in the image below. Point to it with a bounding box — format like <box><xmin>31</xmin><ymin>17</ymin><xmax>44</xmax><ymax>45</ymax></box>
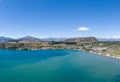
<box><xmin>65</xmin><ymin>37</ymin><xmax>98</xmax><ymax>43</ymax></box>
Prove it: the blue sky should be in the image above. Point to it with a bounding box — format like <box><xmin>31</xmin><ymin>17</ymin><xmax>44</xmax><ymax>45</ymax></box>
<box><xmin>0</xmin><ymin>0</ymin><xmax>120</xmax><ymax>38</ymax></box>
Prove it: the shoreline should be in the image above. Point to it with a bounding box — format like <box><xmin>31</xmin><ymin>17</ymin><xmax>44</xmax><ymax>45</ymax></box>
<box><xmin>88</xmin><ymin>51</ymin><xmax>120</xmax><ymax>60</ymax></box>
<box><xmin>73</xmin><ymin>49</ymin><xmax>120</xmax><ymax>60</ymax></box>
<box><xmin>0</xmin><ymin>48</ymin><xmax>120</xmax><ymax>60</ymax></box>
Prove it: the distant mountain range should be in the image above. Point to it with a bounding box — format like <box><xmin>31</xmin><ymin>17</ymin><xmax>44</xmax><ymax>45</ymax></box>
<box><xmin>97</xmin><ymin>38</ymin><xmax>120</xmax><ymax>41</ymax></box>
<box><xmin>18</xmin><ymin>36</ymin><xmax>41</xmax><ymax>41</ymax></box>
<box><xmin>0</xmin><ymin>37</ymin><xmax>14</xmax><ymax>42</ymax></box>
<box><xmin>0</xmin><ymin>36</ymin><xmax>67</xmax><ymax>42</ymax></box>
<box><xmin>0</xmin><ymin>36</ymin><xmax>120</xmax><ymax>43</ymax></box>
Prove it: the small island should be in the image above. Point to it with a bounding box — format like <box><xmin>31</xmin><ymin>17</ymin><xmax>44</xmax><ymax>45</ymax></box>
<box><xmin>0</xmin><ymin>36</ymin><xmax>120</xmax><ymax>59</ymax></box>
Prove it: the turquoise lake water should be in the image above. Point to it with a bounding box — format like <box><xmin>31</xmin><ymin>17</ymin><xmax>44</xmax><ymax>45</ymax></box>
<box><xmin>0</xmin><ymin>49</ymin><xmax>120</xmax><ymax>82</ymax></box>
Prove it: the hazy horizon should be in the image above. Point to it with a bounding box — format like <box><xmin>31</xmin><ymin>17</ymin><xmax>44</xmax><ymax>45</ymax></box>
<box><xmin>1</xmin><ymin>35</ymin><xmax>120</xmax><ymax>39</ymax></box>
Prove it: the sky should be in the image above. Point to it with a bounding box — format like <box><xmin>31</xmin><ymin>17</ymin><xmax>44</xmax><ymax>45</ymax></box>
<box><xmin>0</xmin><ymin>0</ymin><xmax>120</xmax><ymax>38</ymax></box>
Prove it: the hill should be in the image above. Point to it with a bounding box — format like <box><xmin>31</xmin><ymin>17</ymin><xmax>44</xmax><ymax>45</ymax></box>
<box><xmin>0</xmin><ymin>37</ymin><xmax>14</xmax><ymax>43</ymax></box>
<box><xmin>65</xmin><ymin>37</ymin><xmax>98</xmax><ymax>43</ymax></box>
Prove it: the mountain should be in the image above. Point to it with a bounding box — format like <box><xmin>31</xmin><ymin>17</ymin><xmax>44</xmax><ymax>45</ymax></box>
<box><xmin>0</xmin><ymin>37</ymin><xmax>14</xmax><ymax>43</ymax></box>
<box><xmin>0</xmin><ymin>36</ymin><xmax>66</xmax><ymax>42</ymax></box>
<box><xmin>42</xmin><ymin>38</ymin><xmax>67</xmax><ymax>41</ymax></box>
<box><xmin>65</xmin><ymin>37</ymin><xmax>98</xmax><ymax>43</ymax></box>
<box><xmin>97</xmin><ymin>38</ymin><xmax>120</xmax><ymax>41</ymax></box>
<box><xmin>18</xmin><ymin>36</ymin><xmax>42</xmax><ymax>41</ymax></box>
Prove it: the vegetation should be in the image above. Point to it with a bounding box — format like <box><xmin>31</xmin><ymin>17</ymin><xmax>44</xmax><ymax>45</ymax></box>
<box><xmin>109</xmin><ymin>50</ymin><xmax>120</xmax><ymax>56</ymax></box>
<box><xmin>0</xmin><ymin>37</ymin><xmax>120</xmax><ymax>58</ymax></box>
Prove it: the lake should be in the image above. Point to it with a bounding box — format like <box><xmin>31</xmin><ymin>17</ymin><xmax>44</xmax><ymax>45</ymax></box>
<box><xmin>0</xmin><ymin>49</ymin><xmax>120</xmax><ymax>82</ymax></box>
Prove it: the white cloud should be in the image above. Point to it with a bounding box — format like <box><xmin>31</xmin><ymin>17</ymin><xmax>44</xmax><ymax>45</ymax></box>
<box><xmin>74</xmin><ymin>27</ymin><xmax>90</xmax><ymax>31</ymax></box>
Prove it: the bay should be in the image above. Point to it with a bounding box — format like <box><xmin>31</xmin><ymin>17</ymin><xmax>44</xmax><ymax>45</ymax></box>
<box><xmin>0</xmin><ymin>49</ymin><xmax>120</xmax><ymax>82</ymax></box>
